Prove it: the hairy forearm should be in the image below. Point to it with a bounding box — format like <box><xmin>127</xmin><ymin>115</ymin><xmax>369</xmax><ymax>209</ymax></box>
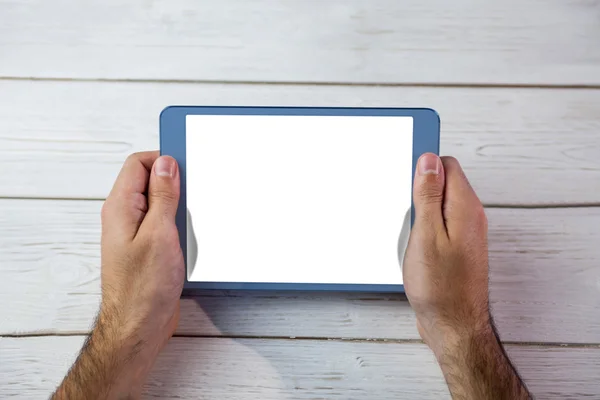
<box><xmin>52</xmin><ymin>310</ymin><xmax>154</xmax><ymax>400</ymax></box>
<box><xmin>436</xmin><ymin>323</ymin><xmax>532</xmax><ymax>400</ymax></box>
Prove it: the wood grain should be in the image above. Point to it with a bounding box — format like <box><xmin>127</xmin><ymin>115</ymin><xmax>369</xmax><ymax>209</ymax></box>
<box><xmin>1</xmin><ymin>80</ymin><xmax>600</xmax><ymax>204</ymax></box>
<box><xmin>1</xmin><ymin>0</ymin><xmax>599</xmax><ymax>85</ymax></box>
<box><xmin>3</xmin><ymin>1</ymin><xmax>599</xmax><ymax>396</ymax></box>
<box><xmin>2</xmin><ymin>336</ymin><xmax>599</xmax><ymax>399</ymax></box>
<box><xmin>1</xmin><ymin>199</ymin><xmax>599</xmax><ymax>343</ymax></box>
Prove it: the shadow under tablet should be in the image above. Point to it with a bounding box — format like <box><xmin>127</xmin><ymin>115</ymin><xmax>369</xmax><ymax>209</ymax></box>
<box><xmin>397</xmin><ymin>207</ymin><xmax>412</xmax><ymax>272</ymax></box>
<box><xmin>186</xmin><ymin>208</ymin><xmax>199</xmax><ymax>278</ymax></box>
<box><xmin>187</xmin><ymin>206</ymin><xmax>412</xmax><ymax>283</ymax></box>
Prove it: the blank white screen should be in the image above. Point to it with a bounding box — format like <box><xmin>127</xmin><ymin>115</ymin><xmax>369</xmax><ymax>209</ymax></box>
<box><xmin>186</xmin><ymin>115</ymin><xmax>413</xmax><ymax>285</ymax></box>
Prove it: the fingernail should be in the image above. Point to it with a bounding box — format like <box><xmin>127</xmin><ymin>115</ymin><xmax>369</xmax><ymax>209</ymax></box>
<box><xmin>418</xmin><ymin>153</ymin><xmax>440</xmax><ymax>176</ymax></box>
<box><xmin>155</xmin><ymin>156</ymin><xmax>175</xmax><ymax>177</ymax></box>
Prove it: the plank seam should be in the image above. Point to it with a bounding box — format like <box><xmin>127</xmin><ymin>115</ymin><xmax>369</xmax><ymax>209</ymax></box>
<box><xmin>2</xmin><ymin>76</ymin><xmax>600</xmax><ymax>90</ymax></box>
<box><xmin>2</xmin><ymin>196</ymin><xmax>600</xmax><ymax>209</ymax></box>
<box><xmin>2</xmin><ymin>333</ymin><xmax>600</xmax><ymax>349</ymax></box>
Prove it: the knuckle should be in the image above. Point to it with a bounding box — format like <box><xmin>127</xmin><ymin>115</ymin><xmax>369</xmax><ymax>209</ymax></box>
<box><xmin>124</xmin><ymin>153</ymin><xmax>138</xmax><ymax>165</ymax></box>
<box><xmin>441</xmin><ymin>156</ymin><xmax>460</xmax><ymax>169</ymax></box>
<box><xmin>150</xmin><ymin>188</ymin><xmax>178</xmax><ymax>204</ymax></box>
<box><xmin>124</xmin><ymin>151</ymin><xmax>149</xmax><ymax>168</ymax></box>
<box><xmin>100</xmin><ymin>199</ymin><xmax>111</xmax><ymax>220</ymax></box>
<box><xmin>131</xmin><ymin>192</ymin><xmax>149</xmax><ymax>214</ymax></box>
<box><xmin>475</xmin><ymin>204</ymin><xmax>488</xmax><ymax>227</ymax></box>
<box><xmin>442</xmin><ymin>156</ymin><xmax>466</xmax><ymax>179</ymax></box>
<box><xmin>418</xmin><ymin>184</ymin><xmax>444</xmax><ymax>204</ymax></box>
<box><xmin>126</xmin><ymin>151</ymin><xmax>144</xmax><ymax>162</ymax></box>
<box><xmin>467</xmin><ymin>199</ymin><xmax>485</xmax><ymax>219</ymax></box>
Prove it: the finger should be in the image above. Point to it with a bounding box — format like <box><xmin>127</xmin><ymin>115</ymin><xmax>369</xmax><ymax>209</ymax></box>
<box><xmin>413</xmin><ymin>153</ymin><xmax>447</xmax><ymax>235</ymax></box>
<box><xmin>109</xmin><ymin>151</ymin><xmax>159</xmax><ymax>197</ymax></box>
<box><xmin>441</xmin><ymin>156</ymin><xmax>487</xmax><ymax>237</ymax></box>
<box><xmin>144</xmin><ymin>155</ymin><xmax>180</xmax><ymax>224</ymax></box>
<box><xmin>102</xmin><ymin>151</ymin><xmax>160</xmax><ymax>240</ymax></box>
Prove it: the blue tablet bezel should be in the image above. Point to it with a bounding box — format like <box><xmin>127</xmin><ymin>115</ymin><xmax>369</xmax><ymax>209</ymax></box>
<box><xmin>160</xmin><ymin>106</ymin><xmax>440</xmax><ymax>294</ymax></box>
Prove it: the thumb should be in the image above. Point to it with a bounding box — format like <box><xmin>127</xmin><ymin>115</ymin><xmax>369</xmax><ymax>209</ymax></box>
<box><xmin>413</xmin><ymin>153</ymin><xmax>445</xmax><ymax>231</ymax></box>
<box><xmin>147</xmin><ymin>155</ymin><xmax>180</xmax><ymax>222</ymax></box>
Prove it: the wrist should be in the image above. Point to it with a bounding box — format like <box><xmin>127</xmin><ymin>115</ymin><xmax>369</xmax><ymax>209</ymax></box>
<box><xmin>89</xmin><ymin>309</ymin><xmax>159</xmax><ymax>397</ymax></box>
<box><xmin>52</xmin><ymin>310</ymin><xmax>157</xmax><ymax>400</ymax></box>
<box><xmin>428</xmin><ymin>318</ymin><xmax>532</xmax><ymax>399</ymax></box>
<box><xmin>417</xmin><ymin>310</ymin><xmax>494</xmax><ymax>361</ymax></box>
<box><xmin>432</xmin><ymin>322</ymin><xmax>497</xmax><ymax>363</ymax></box>
<box><xmin>97</xmin><ymin>304</ymin><xmax>161</xmax><ymax>360</ymax></box>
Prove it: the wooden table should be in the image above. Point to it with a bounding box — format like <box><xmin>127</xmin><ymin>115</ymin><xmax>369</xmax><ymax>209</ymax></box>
<box><xmin>1</xmin><ymin>1</ymin><xmax>599</xmax><ymax>398</ymax></box>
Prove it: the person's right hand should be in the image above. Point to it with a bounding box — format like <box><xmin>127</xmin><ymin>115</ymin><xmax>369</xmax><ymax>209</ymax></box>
<box><xmin>53</xmin><ymin>151</ymin><xmax>185</xmax><ymax>400</ymax></box>
<box><xmin>403</xmin><ymin>154</ymin><xmax>491</xmax><ymax>357</ymax></box>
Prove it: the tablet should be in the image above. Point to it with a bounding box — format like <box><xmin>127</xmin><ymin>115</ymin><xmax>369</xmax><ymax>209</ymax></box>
<box><xmin>160</xmin><ymin>106</ymin><xmax>439</xmax><ymax>293</ymax></box>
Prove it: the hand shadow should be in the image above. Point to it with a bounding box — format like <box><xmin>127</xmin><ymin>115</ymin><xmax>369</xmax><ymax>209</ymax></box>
<box><xmin>144</xmin><ymin>209</ymin><xmax>288</xmax><ymax>397</ymax></box>
<box><xmin>145</xmin><ymin>335</ymin><xmax>290</xmax><ymax>398</ymax></box>
<box><xmin>186</xmin><ymin>208</ymin><xmax>198</xmax><ymax>279</ymax></box>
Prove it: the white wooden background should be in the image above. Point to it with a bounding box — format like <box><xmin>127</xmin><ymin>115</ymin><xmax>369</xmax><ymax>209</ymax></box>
<box><xmin>1</xmin><ymin>0</ymin><xmax>600</xmax><ymax>398</ymax></box>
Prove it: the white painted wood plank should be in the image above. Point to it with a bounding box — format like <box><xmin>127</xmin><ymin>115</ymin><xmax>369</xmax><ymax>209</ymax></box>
<box><xmin>1</xmin><ymin>0</ymin><xmax>599</xmax><ymax>85</ymax></box>
<box><xmin>2</xmin><ymin>336</ymin><xmax>599</xmax><ymax>399</ymax></box>
<box><xmin>1</xmin><ymin>199</ymin><xmax>599</xmax><ymax>343</ymax></box>
<box><xmin>2</xmin><ymin>80</ymin><xmax>600</xmax><ymax>205</ymax></box>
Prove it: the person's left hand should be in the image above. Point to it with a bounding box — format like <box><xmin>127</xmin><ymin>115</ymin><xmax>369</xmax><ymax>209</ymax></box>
<box><xmin>99</xmin><ymin>151</ymin><xmax>184</xmax><ymax>393</ymax></box>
